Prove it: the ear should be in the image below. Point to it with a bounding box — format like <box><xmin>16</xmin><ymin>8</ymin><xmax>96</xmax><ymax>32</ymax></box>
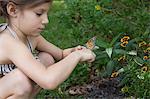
<box><xmin>7</xmin><ymin>2</ymin><xmax>19</xmax><ymax>18</ymax></box>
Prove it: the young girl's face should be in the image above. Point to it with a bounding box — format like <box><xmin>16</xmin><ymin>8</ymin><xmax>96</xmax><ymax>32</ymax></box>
<box><xmin>16</xmin><ymin>2</ymin><xmax>50</xmax><ymax>36</ymax></box>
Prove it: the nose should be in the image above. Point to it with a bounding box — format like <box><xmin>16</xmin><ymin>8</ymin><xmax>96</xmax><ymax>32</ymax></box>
<box><xmin>42</xmin><ymin>15</ymin><xmax>49</xmax><ymax>25</ymax></box>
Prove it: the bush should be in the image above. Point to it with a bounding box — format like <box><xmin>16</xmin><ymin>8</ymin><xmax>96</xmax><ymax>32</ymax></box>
<box><xmin>44</xmin><ymin>0</ymin><xmax>150</xmax><ymax>98</ymax></box>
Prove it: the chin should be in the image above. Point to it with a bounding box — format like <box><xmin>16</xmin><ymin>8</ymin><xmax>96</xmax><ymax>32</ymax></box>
<box><xmin>34</xmin><ymin>34</ymin><xmax>41</xmax><ymax>37</ymax></box>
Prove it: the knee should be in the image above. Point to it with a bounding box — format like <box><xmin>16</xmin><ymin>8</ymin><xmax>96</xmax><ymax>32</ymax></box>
<box><xmin>13</xmin><ymin>69</ymin><xmax>33</xmax><ymax>96</ymax></box>
<box><xmin>38</xmin><ymin>52</ymin><xmax>55</xmax><ymax>66</ymax></box>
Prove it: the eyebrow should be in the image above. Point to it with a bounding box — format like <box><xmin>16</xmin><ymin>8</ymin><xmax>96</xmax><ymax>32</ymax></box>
<box><xmin>35</xmin><ymin>7</ymin><xmax>49</xmax><ymax>11</ymax></box>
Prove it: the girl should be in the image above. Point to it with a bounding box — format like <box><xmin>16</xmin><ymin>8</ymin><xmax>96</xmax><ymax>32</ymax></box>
<box><xmin>0</xmin><ymin>0</ymin><xmax>96</xmax><ymax>99</ymax></box>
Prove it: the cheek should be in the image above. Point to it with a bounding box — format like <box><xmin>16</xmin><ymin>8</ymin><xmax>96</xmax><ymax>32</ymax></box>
<box><xmin>21</xmin><ymin>13</ymin><xmax>39</xmax><ymax>24</ymax></box>
<box><xmin>19</xmin><ymin>17</ymin><xmax>40</xmax><ymax>32</ymax></box>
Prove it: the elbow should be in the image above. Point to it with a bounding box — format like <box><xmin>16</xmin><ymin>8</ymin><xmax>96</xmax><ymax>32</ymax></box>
<box><xmin>41</xmin><ymin>79</ymin><xmax>59</xmax><ymax>90</ymax></box>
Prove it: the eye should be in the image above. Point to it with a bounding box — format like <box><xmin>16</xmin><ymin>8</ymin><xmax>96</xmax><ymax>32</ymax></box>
<box><xmin>35</xmin><ymin>12</ymin><xmax>43</xmax><ymax>16</ymax></box>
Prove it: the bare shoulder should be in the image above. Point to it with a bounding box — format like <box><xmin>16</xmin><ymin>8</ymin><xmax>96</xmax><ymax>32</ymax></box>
<box><xmin>0</xmin><ymin>31</ymin><xmax>35</xmax><ymax>61</ymax></box>
<box><xmin>0</xmin><ymin>33</ymin><xmax>48</xmax><ymax>84</ymax></box>
<box><xmin>0</xmin><ymin>32</ymin><xmax>44</xmax><ymax>69</ymax></box>
<box><xmin>0</xmin><ymin>32</ymin><xmax>32</xmax><ymax>64</ymax></box>
<box><xmin>0</xmin><ymin>32</ymin><xmax>18</xmax><ymax>58</ymax></box>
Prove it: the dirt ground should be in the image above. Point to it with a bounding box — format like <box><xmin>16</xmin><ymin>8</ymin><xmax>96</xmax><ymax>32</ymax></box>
<box><xmin>67</xmin><ymin>77</ymin><xmax>127</xmax><ymax>99</ymax></box>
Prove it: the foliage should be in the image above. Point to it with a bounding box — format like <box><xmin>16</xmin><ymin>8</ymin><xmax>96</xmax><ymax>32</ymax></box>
<box><xmin>1</xmin><ymin>0</ymin><xmax>149</xmax><ymax>98</ymax></box>
<box><xmin>43</xmin><ymin>0</ymin><xmax>150</xmax><ymax>98</ymax></box>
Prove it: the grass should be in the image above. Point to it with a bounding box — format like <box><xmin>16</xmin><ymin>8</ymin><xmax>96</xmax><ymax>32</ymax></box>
<box><xmin>1</xmin><ymin>0</ymin><xmax>149</xmax><ymax>98</ymax></box>
<box><xmin>37</xmin><ymin>1</ymin><xmax>87</xmax><ymax>98</ymax></box>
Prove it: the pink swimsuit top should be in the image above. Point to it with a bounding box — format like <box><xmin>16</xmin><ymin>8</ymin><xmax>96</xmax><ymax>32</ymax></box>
<box><xmin>0</xmin><ymin>23</ymin><xmax>39</xmax><ymax>76</ymax></box>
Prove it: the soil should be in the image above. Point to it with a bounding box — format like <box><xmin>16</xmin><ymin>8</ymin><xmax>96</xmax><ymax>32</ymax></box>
<box><xmin>42</xmin><ymin>66</ymin><xmax>128</xmax><ymax>99</ymax></box>
<box><xmin>67</xmin><ymin>77</ymin><xmax>127</xmax><ymax>99</ymax></box>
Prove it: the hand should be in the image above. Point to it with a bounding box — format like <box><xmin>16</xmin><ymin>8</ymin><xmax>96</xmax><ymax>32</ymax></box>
<box><xmin>63</xmin><ymin>45</ymin><xmax>86</xmax><ymax>58</ymax></box>
<box><xmin>74</xmin><ymin>49</ymin><xmax>96</xmax><ymax>63</ymax></box>
<box><xmin>74</xmin><ymin>45</ymin><xmax>87</xmax><ymax>51</ymax></box>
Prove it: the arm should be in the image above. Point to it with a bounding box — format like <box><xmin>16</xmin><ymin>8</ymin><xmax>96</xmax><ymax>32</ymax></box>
<box><xmin>5</xmin><ymin>39</ymin><xmax>82</xmax><ymax>89</ymax></box>
<box><xmin>62</xmin><ymin>45</ymin><xmax>87</xmax><ymax>58</ymax></box>
<box><xmin>36</xmin><ymin>35</ymin><xmax>63</xmax><ymax>61</ymax></box>
<box><xmin>35</xmin><ymin>36</ymin><xmax>85</xmax><ymax>60</ymax></box>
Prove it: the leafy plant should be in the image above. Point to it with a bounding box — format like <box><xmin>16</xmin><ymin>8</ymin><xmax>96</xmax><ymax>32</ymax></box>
<box><xmin>37</xmin><ymin>0</ymin><xmax>150</xmax><ymax>98</ymax></box>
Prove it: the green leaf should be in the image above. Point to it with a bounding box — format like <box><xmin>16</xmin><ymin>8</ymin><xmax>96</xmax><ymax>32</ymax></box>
<box><xmin>95</xmin><ymin>51</ymin><xmax>108</xmax><ymax>59</ymax></box>
<box><xmin>106</xmin><ymin>60</ymin><xmax>114</xmax><ymax>76</ymax></box>
<box><xmin>143</xmin><ymin>28</ymin><xmax>150</xmax><ymax>37</ymax></box>
<box><xmin>118</xmin><ymin>75</ymin><xmax>130</xmax><ymax>87</ymax></box>
<box><xmin>110</xmin><ymin>33</ymin><xmax>122</xmax><ymax>46</ymax></box>
<box><xmin>118</xmin><ymin>68</ymin><xmax>125</xmax><ymax>73</ymax></box>
<box><xmin>114</xmin><ymin>49</ymin><xmax>127</xmax><ymax>54</ymax></box>
<box><xmin>134</xmin><ymin>57</ymin><xmax>144</xmax><ymax>66</ymax></box>
<box><xmin>127</xmin><ymin>50</ymin><xmax>137</xmax><ymax>56</ymax></box>
<box><xmin>96</xmin><ymin>39</ymin><xmax>110</xmax><ymax>48</ymax></box>
<box><xmin>105</xmin><ymin>47</ymin><xmax>113</xmax><ymax>58</ymax></box>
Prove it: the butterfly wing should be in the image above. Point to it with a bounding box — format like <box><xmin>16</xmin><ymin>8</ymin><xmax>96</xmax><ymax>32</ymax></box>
<box><xmin>85</xmin><ymin>36</ymin><xmax>96</xmax><ymax>50</ymax></box>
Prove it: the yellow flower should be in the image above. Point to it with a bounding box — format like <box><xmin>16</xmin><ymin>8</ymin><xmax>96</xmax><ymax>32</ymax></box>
<box><xmin>120</xmin><ymin>41</ymin><xmax>128</xmax><ymax>47</ymax></box>
<box><xmin>146</xmin><ymin>47</ymin><xmax>150</xmax><ymax>51</ymax></box>
<box><xmin>118</xmin><ymin>56</ymin><xmax>125</xmax><ymax>61</ymax></box>
<box><xmin>95</xmin><ymin>5</ymin><xmax>102</xmax><ymax>11</ymax></box>
<box><xmin>121</xmin><ymin>86</ymin><xmax>128</xmax><ymax>93</ymax></box>
<box><xmin>139</xmin><ymin>41</ymin><xmax>147</xmax><ymax>47</ymax></box>
<box><xmin>141</xmin><ymin>66</ymin><xmax>148</xmax><ymax>72</ymax></box>
<box><xmin>111</xmin><ymin>72</ymin><xmax>119</xmax><ymax>78</ymax></box>
<box><xmin>120</xmin><ymin>36</ymin><xmax>130</xmax><ymax>42</ymax></box>
<box><xmin>144</xmin><ymin>50</ymin><xmax>148</xmax><ymax>53</ymax></box>
<box><xmin>120</xmin><ymin>38</ymin><xmax>125</xmax><ymax>43</ymax></box>
<box><xmin>123</xmin><ymin>36</ymin><xmax>130</xmax><ymax>39</ymax></box>
<box><xmin>143</xmin><ymin>56</ymin><xmax>149</xmax><ymax>60</ymax></box>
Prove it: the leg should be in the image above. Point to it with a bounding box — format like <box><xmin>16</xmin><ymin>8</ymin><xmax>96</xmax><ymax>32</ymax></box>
<box><xmin>0</xmin><ymin>69</ymin><xmax>33</xmax><ymax>99</ymax></box>
<box><xmin>0</xmin><ymin>52</ymin><xmax>55</xmax><ymax>99</ymax></box>
<box><xmin>31</xmin><ymin>52</ymin><xmax>55</xmax><ymax>98</ymax></box>
<box><xmin>38</xmin><ymin>52</ymin><xmax>55</xmax><ymax>67</ymax></box>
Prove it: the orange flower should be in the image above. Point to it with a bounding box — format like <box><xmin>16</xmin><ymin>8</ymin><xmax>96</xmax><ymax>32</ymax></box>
<box><xmin>120</xmin><ymin>38</ymin><xmax>126</xmax><ymax>43</ymax></box>
<box><xmin>120</xmin><ymin>41</ymin><xmax>128</xmax><ymax>47</ymax></box>
<box><xmin>120</xmin><ymin>36</ymin><xmax>130</xmax><ymax>42</ymax></box>
<box><xmin>111</xmin><ymin>72</ymin><xmax>119</xmax><ymax>78</ymax></box>
<box><xmin>143</xmin><ymin>56</ymin><xmax>149</xmax><ymax>60</ymax></box>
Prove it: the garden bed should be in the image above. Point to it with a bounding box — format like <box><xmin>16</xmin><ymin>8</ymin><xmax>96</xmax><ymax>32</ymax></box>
<box><xmin>37</xmin><ymin>76</ymin><xmax>128</xmax><ymax>99</ymax></box>
<box><xmin>36</xmin><ymin>0</ymin><xmax>150</xmax><ymax>98</ymax></box>
<box><xmin>67</xmin><ymin>77</ymin><xmax>127</xmax><ymax>99</ymax></box>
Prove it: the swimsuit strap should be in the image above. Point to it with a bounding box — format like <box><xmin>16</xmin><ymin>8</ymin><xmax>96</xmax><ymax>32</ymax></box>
<box><xmin>7</xmin><ymin>25</ymin><xmax>33</xmax><ymax>53</ymax></box>
<box><xmin>7</xmin><ymin>25</ymin><xmax>19</xmax><ymax>39</ymax></box>
<box><xmin>27</xmin><ymin>37</ymin><xmax>33</xmax><ymax>53</ymax></box>
<box><xmin>0</xmin><ymin>23</ymin><xmax>7</xmax><ymax>33</ymax></box>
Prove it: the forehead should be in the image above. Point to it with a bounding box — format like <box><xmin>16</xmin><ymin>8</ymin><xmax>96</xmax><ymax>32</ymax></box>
<box><xmin>26</xmin><ymin>2</ymin><xmax>51</xmax><ymax>11</ymax></box>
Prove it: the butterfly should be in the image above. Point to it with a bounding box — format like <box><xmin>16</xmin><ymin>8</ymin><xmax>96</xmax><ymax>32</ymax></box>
<box><xmin>85</xmin><ymin>36</ymin><xmax>99</xmax><ymax>50</ymax></box>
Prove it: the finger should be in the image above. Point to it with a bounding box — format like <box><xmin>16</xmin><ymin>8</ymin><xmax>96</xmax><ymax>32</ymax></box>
<box><xmin>87</xmin><ymin>59</ymin><xmax>94</xmax><ymax>63</ymax></box>
<box><xmin>76</xmin><ymin>45</ymin><xmax>83</xmax><ymax>50</ymax></box>
<box><xmin>93</xmin><ymin>53</ymin><xmax>96</xmax><ymax>58</ymax></box>
<box><xmin>91</xmin><ymin>53</ymin><xmax>96</xmax><ymax>61</ymax></box>
<box><xmin>87</xmin><ymin>55</ymin><xmax>96</xmax><ymax>63</ymax></box>
<box><xmin>89</xmin><ymin>57</ymin><xmax>95</xmax><ymax>62</ymax></box>
<box><xmin>81</xmin><ymin>46</ymin><xmax>87</xmax><ymax>49</ymax></box>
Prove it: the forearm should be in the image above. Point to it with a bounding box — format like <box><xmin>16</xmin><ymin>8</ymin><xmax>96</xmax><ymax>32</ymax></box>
<box><xmin>45</xmin><ymin>52</ymin><xmax>81</xmax><ymax>89</ymax></box>
<box><xmin>62</xmin><ymin>48</ymin><xmax>75</xmax><ymax>58</ymax></box>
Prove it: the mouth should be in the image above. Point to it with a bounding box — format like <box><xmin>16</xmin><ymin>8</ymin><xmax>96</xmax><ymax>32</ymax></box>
<box><xmin>38</xmin><ymin>28</ymin><xmax>44</xmax><ymax>31</ymax></box>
